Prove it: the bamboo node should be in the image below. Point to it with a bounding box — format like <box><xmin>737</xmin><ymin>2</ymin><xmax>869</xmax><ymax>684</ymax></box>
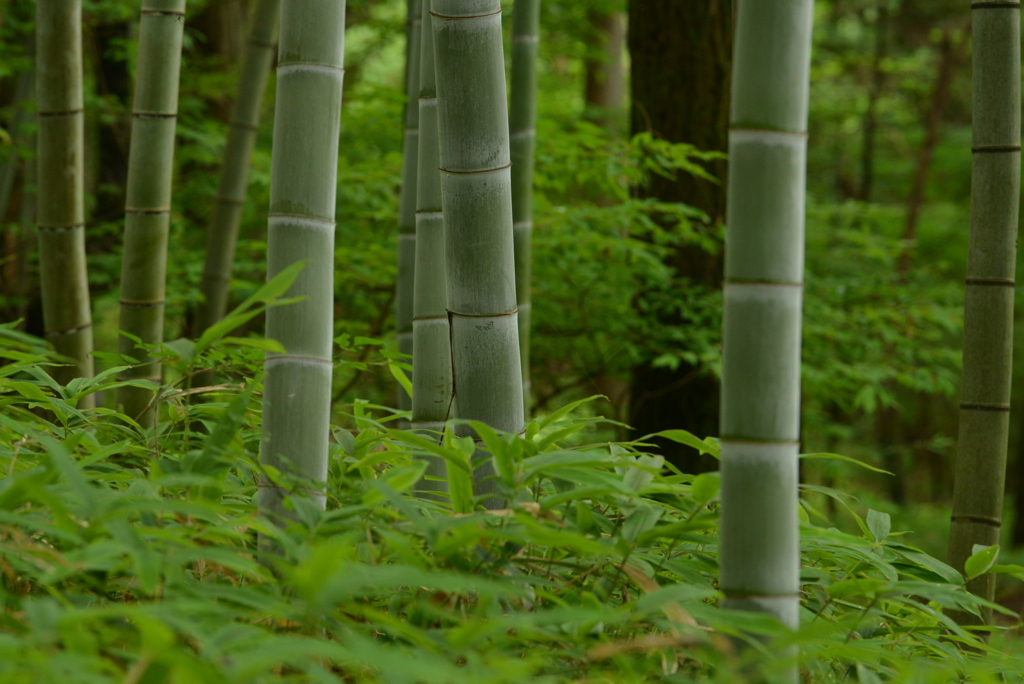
<box><xmin>964</xmin><ymin>278</ymin><xmax>1015</xmax><ymax>287</ymax></box>
<box><xmin>972</xmin><ymin>145</ymin><xmax>1021</xmax><ymax>153</ymax></box>
<box><xmin>38</xmin><ymin>223</ymin><xmax>86</xmax><ymax>233</ymax></box>
<box><xmin>446</xmin><ymin>308</ymin><xmax>519</xmax><ymax>318</ymax></box>
<box><xmin>140</xmin><ymin>9</ymin><xmax>186</xmax><ymax>16</ymax></box>
<box><xmin>47</xmin><ymin>322</ymin><xmax>93</xmax><ymax>338</ymax></box>
<box><xmin>438</xmin><ymin>161</ymin><xmax>513</xmax><ymax>175</ymax></box>
<box><xmin>429</xmin><ymin>7</ymin><xmax>503</xmax><ymax>19</ymax></box>
<box><xmin>950</xmin><ymin>514</ymin><xmax>1002</xmax><ymax>527</ymax></box>
<box><xmin>960</xmin><ymin>402</ymin><xmax>1011</xmax><ymax>412</ymax></box>
<box><xmin>133</xmin><ymin>112</ymin><xmax>178</xmax><ymax>119</ymax></box>
<box><xmin>125</xmin><ymin>208</ymin><xmax>171</xmax><ymax>215</ymax></box>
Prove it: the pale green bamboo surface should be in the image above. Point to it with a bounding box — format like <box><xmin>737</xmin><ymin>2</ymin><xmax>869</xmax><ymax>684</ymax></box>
<box><xmin>196</xmin><ymin>0</ymin><xmax>281</xmax><ymax>334</ymax></box>
<box><xmin>719</xmin><ymin>0</ymin><xmax>814</xmax><ymax>638</ymax></box>
<box><xmin>411</xmin><ymin>0</ymin><xmax>451</xmax><ymax>493</ymax></box>
<box><xmin>433</xmin><ymin>0</ymin><xmax>524</xmax><ymax>500</ymax></box>
<box><xmin>259</xmin><ymin>0</ymin><xmax>347</xmax><ymax>526</ymax></box>
<box><xmin>36</xmin><ymin>0</ymin><xmax>94</xmax><ymax>405</ymax></box>
<box><xmin>115</xmin><ymin>0</ymin><xmax>186</xmax><ymax>426</ymax></box>
<box><xmin>948</xmin><ymin>1</ymin><xmax>1021</xmax><ymax>626</ymax></box>
<box><xmin>509</xmin><ymin>0</ymin><xmax>540</xmax><ymax>413</ymax></box>
<box><xmin>396</xmin><ymin>0</ymin><xmax>423</xmax><ymax>424</ymax></box>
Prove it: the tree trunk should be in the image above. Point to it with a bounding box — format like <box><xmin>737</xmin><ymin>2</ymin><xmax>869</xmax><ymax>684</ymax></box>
<box><xmin>115</xmin><ymin>0</ymin><xmax>187</xmax><ymax>426</ymax></box>
<box><xmin>259</xmin><ymin>0</ymin><xmax>347</xmax><ymax>526</ymax></box>
<box><xmin>719</xmin><ymin>0</ymin><xmax>813</xmax><ymax>647</ymax></box>
<box><xmin>36</xmin><ymin>0</ymin><xmax>94</xmax><ymax>404</ymax></box>
<box><xmin>627</xmin><ymin>0</ymin><xmax>731</xmax><ymax>474</ymax></box>
<box><xmin>859</xmin><ymin>2</ymin><xmax>889</xmax><ymax>202</ymax></box>
<box><xmin>947</xmin><ymin>4</ymin><xmax>1020</xmax><ymax>626</ymax></box>
<box><xmin>510</xmin><ymin>0</ymin><xmax>541</xmax><ymax>414</ymax></box>
<box><xmin>411</xmin><ymin>0</ymin><xmax>451</xmax><ymax>493</ymax></box>
<box><xmin>395</xmin><ymin>0</ymin><xmax>421</xmax><ymax>426</ymax></box>
<box><xmin>432</xmin><ymin>0</ymin><xmax>524</xmax><ymax>499</ymax></box>
<box><xmin>196</xmin><ymin>0</ymin><xmax>281</xmax><ymax>336</ymax></box>
<box><xmin>901</xmin><ymin>30</ymin><xmax>956</xmax><ymax>269</ymax></box>
<box><xmin>583</xmin><ymin>10</ymin><xmax>624</xmax><ymax>128</ymax></box>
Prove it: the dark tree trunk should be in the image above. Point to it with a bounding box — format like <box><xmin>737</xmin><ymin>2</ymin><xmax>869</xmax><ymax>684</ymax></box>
<box><xmin>860</xmin><ymin>3</ymin><xmax>889</xmax><ymax>202</ymax></box>
<box><xmin>627</xmin><ymin>0</ymin><xmax>731</xmax><ymax>473</ymax></box>
<box><xmin>583</xmin><ymin>11</ymin><xmax>625</xmax><ymax>129</ymax></box>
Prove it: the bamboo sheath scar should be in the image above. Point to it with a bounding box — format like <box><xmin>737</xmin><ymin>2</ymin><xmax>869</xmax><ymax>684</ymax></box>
<box><xmin>396</xmin><ymin>0</ymin><xmax>423</xmax><ymax>425</ymax></box>
<box><xmin>116</xmin><ymin>0</ymin><xmax>186</xmax><ymax>426</ymax></box>
<box><xmin>719</xmin><ymin>0</ymin><xmax>813</xmax><ymax>640</ymax></box>
<box><xmin>36</xmin><ymin>0</ymin><xmax>94</xmax><ymax>405</ymax></box>
<box><xmin>411</xmin><ymin>0</ymin><xmax>452</xmax><ymax>493</ymax></box>
<box><xmin>196</xmin><ymin>0</ymin><xmax>281</xmax><ymax>334</ymax></box>
<box><xmin>259</xmin><ymin>0</ymin><xmax>347</xmax><ymax>526</ymax></box>
<box><xmin>509</xmin><ymin>0</ymin><xmax>540</xmax><ymax>414</ymax></box>
<box><xmin>948</xmin><ymin>0</ymin><xmax>1020</xmax><ymax>626</ymax></box>
<box><xmin>432</xmin><ymin>0</ymin><xmax>525</xmax><ymax>499</ymax></box>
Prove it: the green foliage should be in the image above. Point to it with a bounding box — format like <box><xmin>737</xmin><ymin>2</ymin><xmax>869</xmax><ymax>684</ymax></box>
<box><xmin>0</xmin><ymin>328</ymin><xmax>1021</xmax><ymax>682</ymax></box>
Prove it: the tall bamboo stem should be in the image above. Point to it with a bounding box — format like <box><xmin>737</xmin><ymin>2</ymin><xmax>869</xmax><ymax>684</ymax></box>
<box><xmin>36</xmin><ymin>0</ymin><xmax>94</xmax><ymax>404</ymax></box>
<box><xmin>433</xmin><ymin>0</ymin><xmax>524</xmax><ymax>497</ymax></box>
<box><xmin>396</xmin><ymin>0</ymin><xmax>422</xmax><ymax>423</ymax></box>
<box><xmin>411</xmin><ymin>0</ymin><xmax>451</xmax><ymax>491</ymax></box>
<box><xmin>115</xmin><ymin>0</ymin><xmax>186</xmax><ymax>426</ymax></box>
<box><xmin>718</xmin><ymin>0</ymin><xmax>813</xmax><ymax>638</ymax></box>
<box><xmin>948</xmin><ymin>1</ymin><xmax>1020</xmax><ymax>626</ymax></box>
<box><xmin>259</xmin><ymin>0</ymin><xmax>346</xmax><ymax>524</ymax></box>
<box><xmin>509</xmin><ymin>0</ymin><xmax>540</xmax><ymax>413</ymax></box>
<box><xmin>196</xmin><ymin>0</ymin><xmax>281</xmax><ymax>334</ymax></box>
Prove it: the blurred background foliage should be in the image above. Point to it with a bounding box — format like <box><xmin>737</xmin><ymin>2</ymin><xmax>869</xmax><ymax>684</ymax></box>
<box><xmin>2</xmin><ymin>0</ymin><xmax>1024</xmax><ymax>618</ymax></box>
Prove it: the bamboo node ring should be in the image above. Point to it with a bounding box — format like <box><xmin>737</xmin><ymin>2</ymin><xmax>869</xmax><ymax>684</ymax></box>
<box><xmin>38</xmin><ymin>223</ymin><xmax>86</xmax><ymax>233</ymax></box>
<box><xmin>429</xmin><ymin>8</ymin><xmax>503</xmax><ymax>19</ymax></box>
<box><xmin>950</xmin><ymin>514</ymin><xmax>1002</xmax><ymax>527</ymax></box>
<box><xmin>960</xmin><ymin>402</ymin><xmax>1011</xmax><ymax>412</ymax></box>
<box><xmin>965</xmin><ymin>278</ymin><xmax>1015</xmax><ymax>287</ymax></box>
<box><xmin>48</xmin><ymin>322</ymin><xmax>93</xmax><ymax>337</ymax></box>
<box><xmin>438</xmin><ymin>161</ymin><xmax>513</xmax><ymax>175</ymax></box>
<box><xmin>446</xmin><ymin>308</ymin><xmax>519</xmax><ymax>318</ymax></box>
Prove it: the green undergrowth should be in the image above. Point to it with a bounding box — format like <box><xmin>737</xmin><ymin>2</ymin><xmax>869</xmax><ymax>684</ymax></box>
<box><xmin>0</xmin><ymin>319</ymin><xmax>1023</xmax><ymax>683</ymax></box>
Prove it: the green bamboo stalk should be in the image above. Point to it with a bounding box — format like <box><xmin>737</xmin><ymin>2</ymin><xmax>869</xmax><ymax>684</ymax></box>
<box><xmin>195</xmin><ymin>0</ymin><xmax>281</xmax><ymax>334</ymax></box>
<box><xmin>947</xmin><ymin>1</ymin><xmax>1020</xmax><ymax>626</ymax></box>
<box><xmin>412</xmin><ymin>0</ymin><xmax>451</xmax><ymax>491</ymax></box>
<box><xmin>433</xmin><ymin>0</ymin><xmax>524</xmax><ymax>497</ymax></box>
<box><xmin>509</xmin><ymin>0</ymin><xmax>540</xmax><ymax>414</ymax></box>
<box><xmin>115</xmin><ymin>0</ymin><xmax>186</xmax><ymax>426</ymax></box>
<box><xmin>396</xmin><ymin>0</ymin><xmax>422</xmax><ymax>424</ymax></box>
<box><xmin>36</xmin><ymin>0</ymin><xmax>94</xmax><ymax>405</ymax></box>
<box><xmin>259</xmin><ymin>0</ymin><xmax>347</xmax><ymax>524</ymax></box>
<box><xmin>718</xmin><ymin>0</ymin><xmax>814</xmax><ymax>638</ymax></box>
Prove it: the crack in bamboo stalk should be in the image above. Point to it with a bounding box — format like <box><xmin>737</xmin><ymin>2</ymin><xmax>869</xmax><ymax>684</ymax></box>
<box><xmin>439</xmin><ymin>161</ymin><xmax>513</xmax><ymax>175</ymax></box>
<box><xmin>965</xmin><ymin>278</ymin><xmax>1015</xmax><ymax>286</ymax></box>
<box><xmin>951</xmin><ymin>514</ymin><xmax>1003</xmax><ymax>526</ymax></box>
<box><xmin>429</xmin><ymin>8</ymin><xmax>502</xmax><ymax>19</ymax></box>
<box><xmin>960</xmin><ymin>402</ymin><xmax>1011</xmax><ymax>412</ymax></box>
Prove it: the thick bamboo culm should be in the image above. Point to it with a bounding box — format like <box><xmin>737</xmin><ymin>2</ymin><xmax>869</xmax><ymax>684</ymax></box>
<box><xmin>509</xmin><ymin>0</ymin><xmax>540</xmax><ymax>413</ymax></box>
<box><xmin>196</xmin><ymin>0</ymin><xmax>281</xmax><ymax>334</ymax></box>
<box><xmin>411</xmin><ymin>0</ymin><xmax>451</xmax><ymax>491</ymax></box>
<box><xmin>395</xmin><ymin>0</ymin><xmax>422</xmax><ymax>425</ymax></box>
<box><xmin>718</xmin><ymin>0</ymin><xmax>814</xmax><ymax>637</ymax></box>
<box><xmin>259</xmin><ymin>0</ymin><xmax>347</xmax><ymax>525</ymax></box>
<box><xmin>36</xmin><ymin>0</ymin><xmax>94</xmax><ymax>405</ymax></box>
<box><xmin>947</xmin><ymin>1</ymin><xmax>1021</xmax><ymax>626</ymax></box>
<box><xmin>432</xmin><ymin>0</ymin><xmax>525</xmax><ymax>496</ymax></box>
<box><xmin>115</xmin><ymin>0</ymin><xmax>186</xmax><ymax>426</ymax></box>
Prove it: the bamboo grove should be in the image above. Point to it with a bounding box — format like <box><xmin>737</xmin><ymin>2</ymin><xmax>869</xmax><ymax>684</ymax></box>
<box><xmin>0</xmin><ymin>0</ymin><xmax>1021</xmax><ymax>677</ymax></box>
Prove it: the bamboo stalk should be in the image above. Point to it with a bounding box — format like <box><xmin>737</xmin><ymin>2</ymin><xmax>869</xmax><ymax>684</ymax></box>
<box><xmin>36</xmin><ymin>0</ymin><xmax>94</xmax><ymax>405</ymax></box>
<box><xmin>432</xmin><ymin>0</ymin><xmax>524</xmax><ymax>498</ymax></box>
<box><xmin>947</xmin><ymin>1</ymin><xmax>1020</xmax><ymax>626</ymax></box>
<box><xmin>115</xmin><ymin>0</ymin><xmax>186</xmax><ymax>426</ymax></box>
<box><xmin>509</xmin><ymin>0</ymin><xmax>540</xmax><ymax>414</ymax></box>
<box><xmin>411</xmin><ymin>0</ymin><xmax>451</xmax><ymax>492</ymax></box>
<box><xmin>718</xmin><ymin>0</ymin><xmax>814</xmax><ymax>640</ymax></box>
<box><xmin>396</xmin><ymin>0</ymin><xmax>422</xmax><ymax>424</ymax></box>
<box><xmin>196</xmin><ymin>0</ymin><xmax>281</xmax><ymax>335</ymax></box>
<box><xmin>259</xmin><ymin>0</ymin><xmax>347</xmax><ymax>525</ymax></box>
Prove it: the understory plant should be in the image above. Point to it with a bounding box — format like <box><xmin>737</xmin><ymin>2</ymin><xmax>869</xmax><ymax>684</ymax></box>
<box><xmin>0</xmin><ymin>315</ymin><xmax>1022</xmax><ymax>683</ymax></box>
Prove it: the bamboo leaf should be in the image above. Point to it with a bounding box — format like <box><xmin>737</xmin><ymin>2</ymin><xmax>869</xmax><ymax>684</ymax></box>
<box><xmin>965</xmin><ymin>545</ymin><xmax>999</xmax><ymax>581</ymax></box>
